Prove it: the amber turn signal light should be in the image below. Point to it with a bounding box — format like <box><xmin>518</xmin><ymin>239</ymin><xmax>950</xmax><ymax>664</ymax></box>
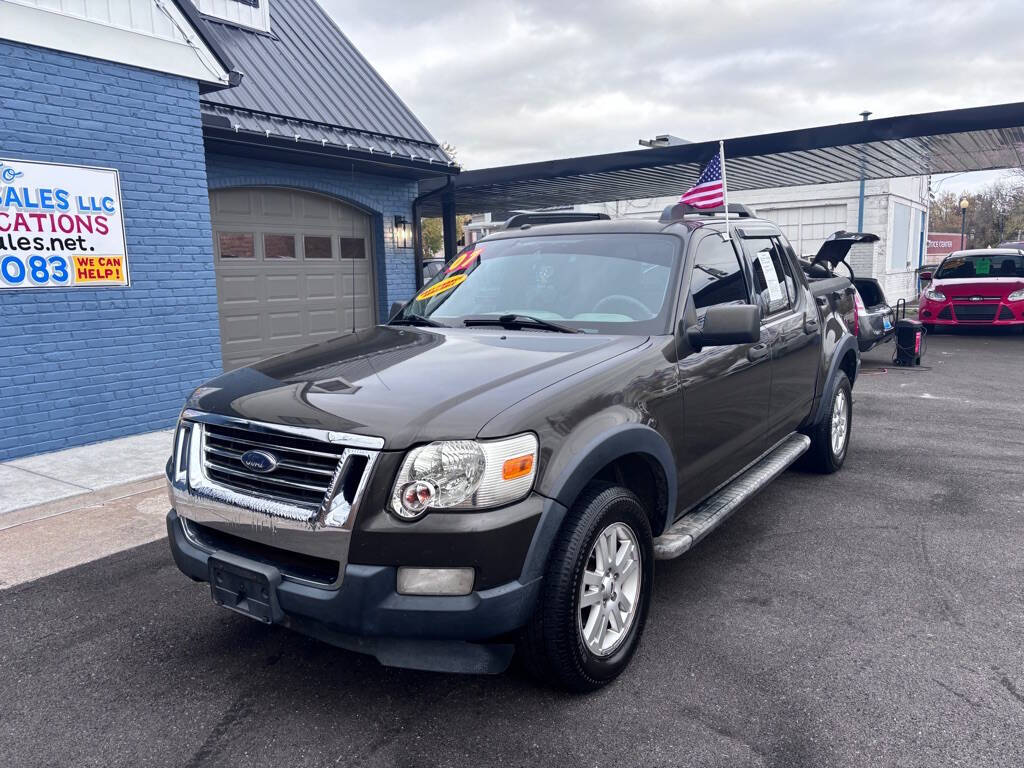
<box><xmin>502</xmin><ymin>454</ymin><xmax>534</xmax><ymax>481</ymax></box>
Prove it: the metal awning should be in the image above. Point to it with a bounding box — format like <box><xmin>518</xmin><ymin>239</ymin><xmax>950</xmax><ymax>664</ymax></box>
<box><xmin>418</xmin><ymin>101</ymin><xmax>1024</xmax><ymax>216</ymax></box>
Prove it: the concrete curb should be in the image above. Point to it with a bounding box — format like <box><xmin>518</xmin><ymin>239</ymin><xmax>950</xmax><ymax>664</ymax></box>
<box><xmin>0</xmin><ymin>476</ymin><xmax>165</xmax><ymax>532</ymax></box>
<box><xmin>0</xmin><ymin>429</ymin><xmax>172</xmax><ymax>517</ymax></box>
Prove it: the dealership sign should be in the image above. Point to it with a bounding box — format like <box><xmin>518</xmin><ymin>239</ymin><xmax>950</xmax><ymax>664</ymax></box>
<box><xmin>0</xmin><ymin>158</ymin><xmax>129</xmax><ymax>289</ymax></box>
<box><xmin>926</xmin><ymin>232</ymin><xmax>960</xmax><ymax>257</ymax></box>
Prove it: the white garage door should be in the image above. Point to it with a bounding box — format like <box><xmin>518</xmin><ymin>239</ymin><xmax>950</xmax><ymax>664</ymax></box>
<box><xmin>210</xmin><ymin>188</ymin><xmax>376</xmax><ymax>371</ymax></box>
<box><xmin>757</xmin><ymin>205</ymin><xmax>848</xmax><ymax>257</ymax></box>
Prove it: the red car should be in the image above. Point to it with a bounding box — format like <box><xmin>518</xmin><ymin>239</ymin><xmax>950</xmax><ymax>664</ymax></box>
<box><xmin>918</xmin><ymin>249</ymin><xmax>1024</xmax><ymax>331</ymax></box>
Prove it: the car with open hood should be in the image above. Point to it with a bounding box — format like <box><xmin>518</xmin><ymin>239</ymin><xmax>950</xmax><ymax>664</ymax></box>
<box><xmin>166</xmin><ymin>204</ymin><xmax>860</xmax><ymax>692</ymax></box>
<box><xmin>918</xmin><ymin>249</ymin><xmax>1024</xmax><ymax>331</ymax></box>
<box><xmin>800</xmin><ymin>231</ymin><xmax>896</xmax><ymax>352</ymax></box>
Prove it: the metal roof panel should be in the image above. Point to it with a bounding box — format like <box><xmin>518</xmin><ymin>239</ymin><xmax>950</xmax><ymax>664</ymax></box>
<box><xmin>198</xmin><ymin>0</ymin><xmax>450</xmax><ymax>164</ymax></box>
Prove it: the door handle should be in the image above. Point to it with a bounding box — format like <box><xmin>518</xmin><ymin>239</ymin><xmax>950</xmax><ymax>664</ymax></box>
<box><xmin>747</xmin><ymin>343</ymin><xmax>770</xmax><ymax>362</ymax></box>
<box><xmin>803</xmin><ymin>315</ymin><xmax>819</xmax><ymax>333</ymax></box>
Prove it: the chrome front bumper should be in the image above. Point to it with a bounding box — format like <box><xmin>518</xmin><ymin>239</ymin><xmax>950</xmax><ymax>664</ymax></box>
<box><xmin>166</xmin><ymin>410</ymin><xmax>383</xmax><ymax>588</ymax></box>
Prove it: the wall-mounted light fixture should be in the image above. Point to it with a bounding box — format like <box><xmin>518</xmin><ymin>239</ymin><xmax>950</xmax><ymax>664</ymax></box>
<box><xmin>393</xmin><ymin>215</ymin><xmax>411</xmax><ymax>249</ymax></box>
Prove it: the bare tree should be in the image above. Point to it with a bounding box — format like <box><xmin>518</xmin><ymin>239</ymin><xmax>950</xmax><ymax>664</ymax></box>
<box><xmin>929</xmin><ymin>179</ymin><xmax>1024</xmax><ymax>246</ymax></box>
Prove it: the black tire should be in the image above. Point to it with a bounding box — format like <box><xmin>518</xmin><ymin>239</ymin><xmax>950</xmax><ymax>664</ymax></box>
<box><xmin>519</xmin><ymin>483</ymin><xmax>654</xmax><ymax>693</ymax></box>
<box><xmin>803</xmin><ymin>371</ymin><xmax>852</xmax><ymax>474</ymax></box>
<box><xmin>922</xmin><ymin>323</ymin><xmax>935</xmax><ymax>335</ymax></box>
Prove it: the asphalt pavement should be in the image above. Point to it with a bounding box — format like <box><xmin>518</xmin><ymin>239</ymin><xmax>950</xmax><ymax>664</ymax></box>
<box><xmin>1</xmin><ymin>329</ymin><xmax>1022</xmax><ymax>767</ymax></box>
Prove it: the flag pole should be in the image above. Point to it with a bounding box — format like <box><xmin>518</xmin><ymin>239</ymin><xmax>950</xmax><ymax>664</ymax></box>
<box><xmin>720</xmin><ymin>139</ymin><xmax>730</xmax><ymax>241</ymax></box>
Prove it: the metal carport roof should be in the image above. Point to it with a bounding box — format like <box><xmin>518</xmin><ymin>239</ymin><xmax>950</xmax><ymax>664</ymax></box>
<box><xmin>417</xmin><ymin>101</ymin><xmax>1024</xmax><ymax>216</ymax></box>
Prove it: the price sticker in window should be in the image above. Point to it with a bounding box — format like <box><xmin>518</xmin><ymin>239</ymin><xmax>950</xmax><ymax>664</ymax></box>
<box><xmin>755</xmin><ymin>249</ymin><xmax>785</xmax><ymax>309</ymax></box>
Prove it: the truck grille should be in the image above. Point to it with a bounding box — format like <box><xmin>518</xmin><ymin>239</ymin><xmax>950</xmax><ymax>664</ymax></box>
<box><xmin>202</xmin><ymin>422</ymin><xmax>345</xmax><ymax>509</ymax></box>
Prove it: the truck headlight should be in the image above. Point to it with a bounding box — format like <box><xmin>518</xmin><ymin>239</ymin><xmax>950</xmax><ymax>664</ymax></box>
<box><xmin>389</xmin><ymin>434</ymin><xmax>538</xmax><ymax>520</ymax></box>
<box><xmin>1008</xmin><ymin>289</ymin><xmax>1024</xmax><ymax>302</ymax></box>
<box><xmin>925</xmin><ymin>289</ymin><xmax>946</xmax><ymax>302</ymax></box>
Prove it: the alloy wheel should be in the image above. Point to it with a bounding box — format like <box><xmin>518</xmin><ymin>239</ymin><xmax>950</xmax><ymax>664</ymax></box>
<box><xmin>577</xmin><ymin>522</ymin><xmax>642</xmax><ymax>657</ymax></box>
<box><xmin>831</xmin><ymin>388</ymin><xmax>849</xmax><ymax>457</ymax></box>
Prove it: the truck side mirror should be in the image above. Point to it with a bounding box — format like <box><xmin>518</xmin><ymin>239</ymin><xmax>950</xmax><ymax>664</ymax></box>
<box><xmin>919</xmin><ymin>270</ymin><xmax>933</xmax><ymax>281</ymax></box>
<box><xmin>683</xmin><ymin>304</ymin><xmax>761</xmax><ymax>351</ymax></box>
<box><xmin>389</xmin><ymin>300</ymin><xmax>407</xmax><ymax>320</ymax></box>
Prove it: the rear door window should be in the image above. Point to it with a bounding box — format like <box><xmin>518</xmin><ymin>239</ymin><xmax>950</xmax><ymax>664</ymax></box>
<box><xmin>746</xmin><ymin>237</ymin><xmax>794</xmax><ymax>316</ymax></box>
<box><xmin>777</xmin><ymin>240</ymin><xmax>801</xmax><ymax>305</ymax></box>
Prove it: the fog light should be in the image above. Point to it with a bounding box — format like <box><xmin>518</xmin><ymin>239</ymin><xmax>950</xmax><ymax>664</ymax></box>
<box><xmin>397</xmin><ymin>567</ymin><xmax>475</xmax><ymax>596</ymax></box>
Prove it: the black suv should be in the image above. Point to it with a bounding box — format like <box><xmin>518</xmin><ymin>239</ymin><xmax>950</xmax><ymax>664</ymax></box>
<box><xmin>167</xmin><ymin>204</ymin><xmax>859</xmax><ymax>691</ymax></box>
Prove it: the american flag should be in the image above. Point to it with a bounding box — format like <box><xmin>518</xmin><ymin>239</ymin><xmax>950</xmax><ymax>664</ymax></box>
<box><xmin>679</xmin><ymin>155</ymin><xmax>725</xmax><ymax>208</ymax></box>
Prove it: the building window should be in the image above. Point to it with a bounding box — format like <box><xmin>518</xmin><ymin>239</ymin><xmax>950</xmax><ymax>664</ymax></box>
<box><xmin>218</xmin><ymin>233</ymin><xmax>255</xmax><ymax>259</ymax></box>
<box><xmin>340</xmin><ymin>238</ymin><xmax>366</xmax><ymax>259</ymax></box>
<box><xmin>304</xmin><ymin>235</ymin><xmax>333</xmax><ymax>259</ymax></box>
<box><xmin>265</xmin><ymin>234</ymin><xmax>296</xmax><ymax>260</ymax></box>
<box><xmin>890</xmin><ymin>203</ymin><xmax>912</xmax><ymax>271</ymax></box>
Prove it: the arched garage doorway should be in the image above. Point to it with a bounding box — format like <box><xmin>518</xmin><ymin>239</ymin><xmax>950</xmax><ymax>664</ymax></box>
<box><xmin>210</xmin><ymin>187</ymin><xmax>377</xmax><ymax>371</ymax></box>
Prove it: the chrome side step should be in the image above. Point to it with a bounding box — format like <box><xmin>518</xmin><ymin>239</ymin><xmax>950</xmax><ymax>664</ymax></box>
<box><xmin>653</xmin><ymin>433</ymin><xmax>810</xmax><ymax>560</ymax></box>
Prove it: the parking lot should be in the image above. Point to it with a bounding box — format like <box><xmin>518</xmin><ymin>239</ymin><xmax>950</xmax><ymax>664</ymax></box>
<box><xmin>1</xmin><ymin>330</ymin><xmax>1022</xmax><ymax>768</ymax></box>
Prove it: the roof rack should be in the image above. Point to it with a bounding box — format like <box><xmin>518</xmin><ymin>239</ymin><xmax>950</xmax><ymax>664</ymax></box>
<box><xmin>503</xmin><ymin>211</ymin><xmax>611</xmax><ymax>229</ymax></box>
<box><xmin>659</xmin><ymin>203</ymin><xmax>755</xmax><ymax>223</ymax></box>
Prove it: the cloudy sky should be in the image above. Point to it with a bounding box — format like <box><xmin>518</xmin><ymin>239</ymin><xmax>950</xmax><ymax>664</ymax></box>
<box><xmin>326</xmin><ymin>0</ymin><xmax>1024</xmax><ymax>190</ymax></box>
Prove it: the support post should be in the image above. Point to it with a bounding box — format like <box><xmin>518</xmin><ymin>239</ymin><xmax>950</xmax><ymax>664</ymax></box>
<box><xmin>412</xmin><ymin>197</ymin><xmax>424</xmax><ymax>290</ymax></box>
<box><xmin>857</xmin><ymin>110</ymin><xmax>871</xmax><ymax>232</ymax></box>
<box><xmin>442</xmin><ymin>183</ymin><xmax>457</xmax><ymax>262</ymax></box>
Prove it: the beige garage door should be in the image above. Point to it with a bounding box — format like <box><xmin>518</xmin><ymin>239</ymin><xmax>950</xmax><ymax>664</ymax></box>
<box><xmin>757</xmin><ymin>204</ymin><xmax>848</xmax><ymax>257</ymax></box>
<box><xmin>210</xmin><ymin>188</ymin><xmax>376</xmax><ymax>371</ymax></box>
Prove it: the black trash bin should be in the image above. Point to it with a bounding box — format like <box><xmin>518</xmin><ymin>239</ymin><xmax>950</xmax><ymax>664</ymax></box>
<box><xmin>894</xmin><ymin>318</ymin><xmax>924</xmax><ymax>366</ymax></box>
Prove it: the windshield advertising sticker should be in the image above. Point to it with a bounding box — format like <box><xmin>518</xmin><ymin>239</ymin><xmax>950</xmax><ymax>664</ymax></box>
<box><xmin>417</xmin><ymin>273</ymin><xmax>466</xmax><ymax>301</ymax></box>
<box><xmin>0</xmin><ymin>158</ymin><xmax>129</xmax><ymax>290</ymax></box>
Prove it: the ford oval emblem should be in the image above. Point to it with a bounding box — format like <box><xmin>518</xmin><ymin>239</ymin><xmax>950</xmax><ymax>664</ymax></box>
<box><xmin>240</xmin><ymin>449</ymin><xmax>279</xmax><ymax>474</ymax></box>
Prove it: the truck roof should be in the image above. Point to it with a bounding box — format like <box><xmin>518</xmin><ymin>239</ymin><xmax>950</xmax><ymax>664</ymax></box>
<box><xmin>481</xmin><ymin>213</ymin><xmax>778</xmax><ymax>242</ymax></box>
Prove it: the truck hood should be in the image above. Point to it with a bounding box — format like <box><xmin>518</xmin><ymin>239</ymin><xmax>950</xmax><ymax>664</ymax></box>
<box><xmin>187</xmin><ymin>326</ymin><xmax>647</xmax><ymax>449</ymax></box>
<box><xmin>931</xmin><ymin>276</ymin><xmax>1024</xmax><ymax>300</ymax></box>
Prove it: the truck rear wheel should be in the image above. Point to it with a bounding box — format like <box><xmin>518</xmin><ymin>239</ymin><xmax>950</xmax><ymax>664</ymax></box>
<box><xmin>519</xmin><ymin>483</ymin><xmax>653</xmax><ymax>693</ymax></box>
<box><xmin>803</xmin><ymin>371</ymin><xmax>852</xmax><ymax>474</ymax></box>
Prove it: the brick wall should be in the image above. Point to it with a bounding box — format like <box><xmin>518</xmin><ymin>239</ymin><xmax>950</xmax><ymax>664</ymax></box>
<box><xmin>204</xmin><ymin>154</ymin><xmax>419</xmax><ymax>321</ymax></box>
<box><xmin>0</xmin><ymin>41</ymin><xmax>221</xmax><ymax>460</ymax></box>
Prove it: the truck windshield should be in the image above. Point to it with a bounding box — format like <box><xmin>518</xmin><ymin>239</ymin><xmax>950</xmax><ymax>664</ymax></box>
<box><xmin>398</xmin><ymin>234</ymin><xmax>680</xmax><ymax>334</ymax></box>
<box><xmin>935</xmin><ymin>253</ymin><xmax>1024</xmax><ymax>279</ymax></box>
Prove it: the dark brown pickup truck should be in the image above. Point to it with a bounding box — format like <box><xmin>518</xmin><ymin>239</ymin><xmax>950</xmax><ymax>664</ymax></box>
<box><xmin>166</xmin><ymin>204</ymin><xmax>860</xmax><ymax>692</ymax></box>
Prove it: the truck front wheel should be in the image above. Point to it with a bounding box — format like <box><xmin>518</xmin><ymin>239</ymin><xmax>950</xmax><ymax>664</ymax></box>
<box><xmin>519</xmin><ymin>483</ymin><xmax>653</xmax><ymax>692</ymax></box>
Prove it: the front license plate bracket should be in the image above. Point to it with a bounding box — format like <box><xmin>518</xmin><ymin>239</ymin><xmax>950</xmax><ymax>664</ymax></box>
<box><xmin>208</xmin><ymin>553</ymin><xmax>283</xmax><ymax>625</ymax></box>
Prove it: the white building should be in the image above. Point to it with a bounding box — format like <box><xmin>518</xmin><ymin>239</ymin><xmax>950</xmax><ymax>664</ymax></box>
<box><xmin>466</xmin><ymin>177</ymin><xmax>930</xmax><ymax>303</ymax></box>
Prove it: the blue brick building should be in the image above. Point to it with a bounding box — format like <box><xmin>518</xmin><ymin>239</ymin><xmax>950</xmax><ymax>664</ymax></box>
<box><xmin>1</xmin><ymin>0</ymin><xmax>456</xmax><ymax>460</ymax></box>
